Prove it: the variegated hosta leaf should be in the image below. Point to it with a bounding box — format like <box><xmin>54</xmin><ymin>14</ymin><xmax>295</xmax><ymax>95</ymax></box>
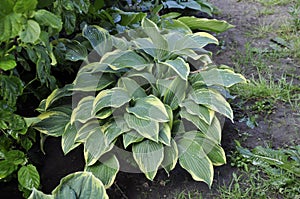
<box><xmin>78</xmin><ymin>63</ymin><xmax>117</xmax><ymax>74</ymax></box>
<box><xmin>75</xmin><ymin>120</ymin><xmax>100</xmax><ymax>143</ymax></box>
<box><xmin>124</xmin><ymin>113</ymin><xmax>159</xmax><ymax>142</ymax></box>
<box><xmin>126</xmin><ymin>95</ymin><xmax>169</xmax><ymax>122</ymax></box>
<box><xmin>82</xmin><ymin>25</ymin><xmax>112</xmax><ymax>57</ymax></box>
<box><xmin>72</xmin><ymin>72</ymin><xmax>115</xmax><ymax>92</ymax></box>
<box><xmin>180</xmin><ymin>108</ymin><xmax>222</xmax><ymax>143</ymax></box>
<box><xmin>163</xmin><ymin>19</ymin><xmax>192</xmax><ymax>35</ymax></box>
<box><xmin>62</xmin><ymin>123</ymin><xmax>80</xmax><ymax>155</ymax></box>
<box><xmin>132</xmin><ymin>140</ymin><xmax>164</xmax><ymax>181</ymax></box>
<box><xmin>164</xmin><ymin>104</ymin><xmax>173</xmax><ymax>128</ymax></box>
<box><xmin>180</xmin><ymin>99</ymin><xmax>214</xmax><ymax>124</ymax></box>
<box><xmin>65</xmin><ymin>40</ymin><xmax>88</xmax><ymax>61</ymax></box>
<box><xmin>44</xmin><ymin>84</ymin><xmax>73</xmax><ymax>110</ymax></box>
<box><xmin>126</xmin><ymin>71</ymin><xmax>156</xmax><ymax>85</ymax></box>
<box><xmin>33</xmin><ymin>110</ymin><xmax>70</xmax><ymax>136</ymax></box>
<box><xmin>95</xmin><ymin>108</ymin><xmax>113</xmax><ymax>119</ymax></box>
<box><xmin>160</xmin><ymin>57</ymin><xmax>190</xmax><ymax>81</ymax></box>
<box><xmin>190</xmin><ymin>68</ymin><xmax>247</xmax><ymax>87</ymax></box>
<box><xmin>102</xmin><ymin>117</ymin><xmax>130</xmax><ymax>144</ymax></box>
<box><xmin>93</xmin><ymin>88</ymin><xmax>131</xmax><ymax>114</ymax></box>
<box><xmin>100</xmin><ymin>50</ymin><xmax>148</xmax><ymax>71</ymax></box>
<box><xmin>123</xmin><ymin>130</ymin><xmax>144</xmax><ymax>149</ymax></box>
<box><xmin>180</xmin><ymin>108</ymin><xmax>208</xmax><ymax>133</ymax></box>
<box><xmin>163</xmin><ymin>76</ymin><xmax>187</xmax><ymax>110</ymax></box>
<box><xmin>161</xmin><ymin>138</ymin><xmax>178</xmax><ymax>175</ymax></box>
<box><xmin>117</xmin><ymin>77</ymin><xmax>147</xmax><ymax>99</ymax></box>
<box><xmin>71</xmin><ymin>96</ymin><xmax>95</xmax><ymax>124</ymax></box>
<box><xmin>205</xmin><ymin>116</ymin><xmax>222</xmax><ymax>144</ymax></box>
<box><xmin>177</xmin><ymin>135</ymin><xmax>213</xmax><ymax>187</ymax></box>
<box><xmin>84</xmin><ymin>128</ymin><xmax>112</xmax><ymax>166</ymax></box>
<box><xmin>85</xmin><ymin>155</ymin><xmax>119</xmax><ymax>188</ymax></box>
<box><xmin>52</xmin><ymin>172</ymin><xmax>109</xmax><ymax>199</ymax></box>
<box><xmin>193</xmin><ymin>133</ymin><xmax>226</xmax><ymax>166</ymax></box>
<box><xmin>174</xmin><ymin>32</ymin><xmax>218</xmax><ymax>51</ymax></box>
<box><xmin>28</xmin><ymin>188</ymin><xmax>53</xmax><ymax>199</ymax></box>
<box><xmin>159</xmin><ymin>123</ymin><xmax>171</xmax><ymax>146</ymax></box>
<box><xmin>178</xmin><ymin>16</ymin><xmax>234</xmax><ymax>33</ymax></box>
<box><xmin>189</xmin><ymin>89</ymin><xmax>233</xmax><ymax>121</ymax></box>
<box><xmin>141</xmin><ymin>18</ymin><xmax>169</xmax><ymax>61</ymax></box>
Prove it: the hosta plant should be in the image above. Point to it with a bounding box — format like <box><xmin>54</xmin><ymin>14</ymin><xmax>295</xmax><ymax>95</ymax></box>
<box><xmin>32</xmin><ymin>17</ymin><xmax>246</xmax><ymax>189</ymax></box>
<box><xmin>29</xmin><ymin>172</ymin><xmax>109</xmax><ymax>199</ymax></box>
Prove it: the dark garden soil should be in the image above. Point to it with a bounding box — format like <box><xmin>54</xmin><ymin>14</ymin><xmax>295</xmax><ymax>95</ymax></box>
<box><xmin>1</xmin><ymin>1</ymin><xmax>299</xmax><ymax>198</ymax></box>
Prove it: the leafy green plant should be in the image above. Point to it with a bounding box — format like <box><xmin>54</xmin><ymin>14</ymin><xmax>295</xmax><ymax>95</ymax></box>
<box><xmin>227</xmin><ymin>141</ymin><xmax>300</xmax><ymax>198</ymax></box>
<box><xmin>31</xmin><ymin>16</ymin><xmax>245</xmax><ymax>192</ymax></box>
<box><xmin>28</xmin><ymin>172</ymin><xmax>109</xmax><ymax>199</ymax></box>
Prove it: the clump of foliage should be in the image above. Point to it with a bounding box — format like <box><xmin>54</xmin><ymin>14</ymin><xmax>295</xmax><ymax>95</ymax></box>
<box><xmin>0</xmin><ymin>0</ymin><xmax>243</xmax><ymax>198</ymax></box>
<box><xmin>32</xmin><ymin>15</ymin><xmax>245</xmax><ymax>195</ymax></box>
<box><xmin>230</xmin><ymin>142</ymin><xmax>300</xmax><ymax>198</ymax></box>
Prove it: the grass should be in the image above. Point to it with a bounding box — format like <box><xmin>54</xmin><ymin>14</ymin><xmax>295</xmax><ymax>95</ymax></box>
<box><xmin>254</xmin><ymin>0</ymin><xmax>295</xmax><ymax>6</ymax></box>
<box><xmin>218</xmin><ymin>143</ymin><xmax>300</xmax><ymax>199</ymax></box>
<box><xmin>175</xmin><ymin>190</ymin><xmax>204</xmax><ymax>199</ymax></box>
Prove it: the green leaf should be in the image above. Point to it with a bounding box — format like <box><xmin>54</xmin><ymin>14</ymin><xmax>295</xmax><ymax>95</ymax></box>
<box><xmin>65</xmin><ymin>40</ymin><xmax>88</xmax><ymax>61</ymax></box>
<box><xmin>102</xmin><ymin>117</ymin><xmax>129</xmax><ymax>144</ymax></box>
<box><xmin>177</xmin><ymin>136</ymin><xmax>213</xmax><ymax>187</ymax></box>
<box><xmin>174</xmin><ymin>32</ymin><xmax>218</xmax><ymax>51</ymax></box>
<box><xmin>34</xmin><ymin>110</ymin><xmax>70</xmax><ymax>136</ymax></box>
<box><xmin>163</xmin><ymin>19</ymin><xmax>192</xmax><ymax>34</ymax></box>
<box><xmin>180</xmin><ymin>108</ymin><xmax>208</xmax><ymax>133</ymax></box>
<box><xmin>5</xmin><ymin>150</ymin><xmax>26</xmax><ymax>165</ymax></box>
<box><xmin>0</xmin><ymin>59</ymin><xmax>17</xmax><ymax>71</ymax></box>
<box><xmin>83</xmin><ymin>25</ymin><xmax>112</xmax><ymax>56</ymax></box>
<box><xmin>180</xmin><ymin>99</ymin><xmax>214</xmax><ymax>124</ymax></box>
<box><xmin>0</xmin><ymin>13</ymin><xmax>23</xmax><ymax>42</ymax></box>
<box><xmin>179</xmin><ymin>1</ymin><xmax>201</xmax><ymax>10</ymax></box>
<box><xmin>120</xmin><ymin>11</ymin><xmax>146</xmax><ymax>26</ymax></box>
<box><xmin>191</xmin><ymin>68</ymin><xmax>247</xmax><ymax>87</ymax></box>
<box><xmin>127</xmin><ymin>95</ymin><xmax>169</xmax><ymax>122</ymax></box>
<box><xmin>189</xmin><ymin>89</ymin><xmax>233</xmax><ymax>121</ymax></box>
<box><xmin>0</xmin><ymin>74</ymin><xmax>23</xmax><ymax>107</ymax></box>
<box><xmin>72</xmin><ymin>72</ymin><xmax>115</xmax><ymax>92</ymax></box>
<box><xmin>75</xmin><ymin>120</ymin><xmax>99</xmax><ymax>142</ymax></box>
<box><xmin>0</xmin><ymin>160</ymin><xmax>18</xmax><ymax>179</ymax></box>
<box><xmin>123</xmin><ymin>130</ymin><xmax>144</xmax><ymax>148</ymax></box>
<box><xmin>161</xmin><ymin>138</ymin><xmax>178</xmax><ymax>175</ymax></box>
<box><xmin>20</xmin><ymin>19</ymin><xmax>41</xmax><ymax>43</ymax></box>
<box><xmin>52</xmin><ymin>172</ymin><xmax>109</xmax><ymax>199</ymax></box>
<box><xmin>117</xmin><ymin>77</ymin><xmax>147</xmax><ymax>99</ymax></box>
<box><xmin>13</xmin><ymin>0</ymin><xmax>37</xmax><ymax>13</ymax></box>
<box><xmin>84</xmin><ymin>128</ymin><xmax>111</xmax><ymax>166</ymax></box>
<box><xmin>141</xmin><ymin>18</ymin><xmax>169</xmax><ymax>60</ymax></box>
<box><xmin>187</xmin><ymin>131</ymin><xmax>226</xmax><ymax>166</ymax></box>
<box><xmin>62</xmin><ymin>10</ymin><xmax>76</xmax><ymax>35</ymax></box>
<box><xmin>28</xmin><ymin>188</ymin><xmax>53</xmax><ymax>199</ymax></box>
<box><xmin>71</xmin><ymin>96</ymin><xmax>95</xmax><ymax>124</ymax></box>
<box><xmin>132</xmin><ymin>140</ymin><xmax>164</xmax><ymax>181</ymax></box>
<box><xmin>85</xmin><ymin>155</ymin><xmax>119</xmax><ymax>188</ymax></box>
<box><xmin>124</xmin><ymin>113</ymin><xmax>159</xmax><ymax>142</ymax></box>
<box><xmin>62</xmin><ymin>123</ymin><xmax>80</xmax><ymax>154</ymax></box>
<box><xmin>163</xmin><ymin>76</ymin><xmax>187</xmax><ymax>110</ymax></box>
<box><xmin>178</xmin><ymin>17</ymin><xmax>234</xmax><ymax>33</ymax></box>
<box><xmin>93</xmin><ymin>88</ymin><xmax>131</xmax><ymax>114</ymax></box>
<box><xmin>159</xmin><ymin>123</ymin><xmax>171</xmax><ymax>146</ymax></box>
<box><xmin>44</xmin><ymin>84</ymin><xmax>73</xmax><ymax>110</ymax></box>
<box><xmin>101</xmin><ymin>50</ymin><xmax>148</xmax><ymax>71</ymax></box>
<box><xmin>160</xmin><ymin>57</ymin><xmax>190</xmax><ymax>81</ymax></box>
<box><xmin>18</xmin><ymin>164</ymin><xmax>40</xmax><ymax>190</ymax></box>
<box><xmin>34</xmin><ymin>9</ymin><xmax>62</xmax><ymax>30</ymax></box>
